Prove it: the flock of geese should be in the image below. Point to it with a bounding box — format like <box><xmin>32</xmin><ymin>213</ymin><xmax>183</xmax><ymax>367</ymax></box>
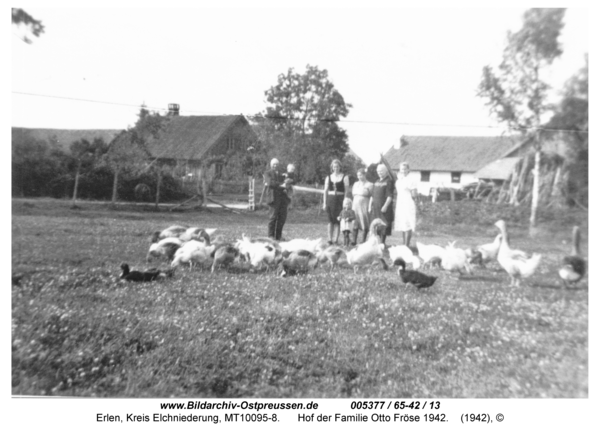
<box><xmin>120</xmin><ymin>219</ymin><xmax>586</xmax><ymax>291</ymax></box>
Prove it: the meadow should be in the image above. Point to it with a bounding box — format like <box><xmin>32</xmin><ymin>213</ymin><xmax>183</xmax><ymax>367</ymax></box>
<box><xmin>11</xmin><ymin>198</ymin><xmax>588</xmax><ymax>398</ymax></box>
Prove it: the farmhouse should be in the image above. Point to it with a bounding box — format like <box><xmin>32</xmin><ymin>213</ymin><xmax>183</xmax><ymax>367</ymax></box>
<box><xmin>382</xmin><ymin>135</ymin><xmax>531</xmax><ymax>195</ymax></box>
<box><xmin>142</xmin><ymin>104</ymin><xmax>258</xmax><ymax>181</ymax></box>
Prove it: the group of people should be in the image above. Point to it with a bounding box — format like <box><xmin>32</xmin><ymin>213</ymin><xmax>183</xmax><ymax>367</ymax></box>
<box><xmin>263</xmin><ymin>158</ymin><xmax>419</xmax><ymax>247</ymax></box>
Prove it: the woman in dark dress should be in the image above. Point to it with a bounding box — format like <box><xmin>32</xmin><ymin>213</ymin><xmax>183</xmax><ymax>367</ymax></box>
<box><xmin>370</xmin><ymin>164</ymin><xmax>394</xmax><ymax>244</ymax></box>
<box><xmin>322</xmin><ymin>159</ymin><xmax>350</xmax><ymax>245</ymax></box>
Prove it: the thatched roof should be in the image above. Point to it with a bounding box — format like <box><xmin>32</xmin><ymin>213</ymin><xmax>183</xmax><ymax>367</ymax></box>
<box><xmin>475</xmin><ymin>157</ymin><xmax>522</xmax><ymax>180</ymax></box>
<box><xmin>382</xmin><ymin>135</ymin><xmax>527</xmax><ymax>172</ymax></box>
<box><xmin>144</xmin><ymin>115</ymin><xmax>253</xmax><ymax>161</ymax></box>
<box><xmin>12</xmin><ymin>127</ymin><xmax>122</xmax><ymax>153</ymax></box>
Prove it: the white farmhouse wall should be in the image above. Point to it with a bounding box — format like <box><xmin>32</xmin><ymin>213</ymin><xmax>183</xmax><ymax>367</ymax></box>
<box><xmin>394</xmin><ymin>170</ymin><xmax>477</xmax><ymax>196</ymax></box>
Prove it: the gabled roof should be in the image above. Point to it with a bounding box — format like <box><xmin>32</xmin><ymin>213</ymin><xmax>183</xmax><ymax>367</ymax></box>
<box><xmin>382</xmin><ymin>135</ymin><xmax>527</xmax><ymax>172</ymax></box>
<box><xmin>475</xmin><ymin>157</ymin><xmax>522</xmax><ymax>181</ymax></box>
<box><xmin>12</xmin><ymin>127</ymin><xmax>122</xmax><ymax>153</ymax></box>
<box><xmin>144</xmin><ymin>115</ymin><xmax>252</xmax><ymax>161</ymax></box>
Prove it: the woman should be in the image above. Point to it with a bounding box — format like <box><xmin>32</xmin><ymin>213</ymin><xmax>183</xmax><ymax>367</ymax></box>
<box><xmin>322</xmin><ymin>159</ymin><xmax>350</xmax><ymax>245</ymax></box>
<box><xmin>370</xmin><ymin>164</ymin><xmax>394</xmax><ymax>244</ymax></box>
<box><xmin>394</xmin><ymin>162</ymin><xmax>419</xmax><ymax>247</ymax></box>
<box><xmin>351</xmin><ymin>168</ymin><xmax>373</xmax><ymax>245</ymax></box>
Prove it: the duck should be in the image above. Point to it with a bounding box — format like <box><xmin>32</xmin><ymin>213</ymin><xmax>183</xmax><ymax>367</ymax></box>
<box><xmin>389</xmin><ymin>245</ymin><xmax>422</xmax><ymax>270</ymax></box>
<box><xmin>494</xmin><ymin>220</ymin><xmax>542</xmax><ymax>287</ymax></box>
<box><xmin>210</xmin><ymin>243</ymin><xmax>240</xmax><ymax>273</ymax></box>
<box><xmin>170</xmin><ymin>240</ymin><xmax>215</xmax><ymax>271</ymax></box>
<box><xmin>316</xmin><ymin>244</ymin><xmax>346</xmax><ymax>270</ymax></box>
<box><xmin>146</xmin><ymin>237</ymin><xmax>183</xmax><ymax>262</ymax></box>
<box><xmin>441</xmin><ymin>241</ymin><xmax>473</xmax><ymax>275</ymax></box>
<box><xmin>120</xmin><ymin>263</ymin><xmax>173</xmax><ymax>282</ymax></box>
<box><xmin>394</xmin><ymin>258</ymin><xmax>437</xmax><ymax>289</ymax></box>
<box><xmin>415</xmin><ymin>241</ymin><xmax>445</xmax><ymax>268</ymax></box>
<box><xmin>346</xmin><ymin>218</ymin><xmax>389</xmax><ymax>273</ymax></box>
<box><xmin>279</xmin><ymin>249</ymin><xmax>319</xmax><ymax>277</ymax></box>
<box><xmin>559</xmin><ymin>226</ymin><xmax>586</xmax><ymax>288</ymax></box>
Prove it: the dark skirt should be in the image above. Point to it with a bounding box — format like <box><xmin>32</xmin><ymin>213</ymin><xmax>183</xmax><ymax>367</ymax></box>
<box><xmin>326</xmin><ymin>194</ymin><xmax>344</xmax><ymax>224</ymax></box>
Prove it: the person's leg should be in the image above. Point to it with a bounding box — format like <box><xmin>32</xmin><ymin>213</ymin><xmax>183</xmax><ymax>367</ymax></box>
<box><xmin>405</xmin><ymin>230</ymin><xmax>413</xmax><ymax>247</ymax></box>
<box><xmin>401</xmin><ymin>231</ymin><xmax>406</xmax><ymax>245</ymax></box>
<box><xmin>275</xmin><ymin>202</ymin><xmax>288</xmax><ymax>240</ymax></box>
<box><xmin>327</xmin><ymin>223</ymin><xmax>334</xmax><ymax>244</ymax></box>
<box><xmin>362</xmin><ymin>229</ymin><xmax>368</xmax><ymax>243</ymax></box>
<box><xmin>333</xmin><ymin>223</ymin><xmax>340</xmax><ymax>244</ymax></box>
<box><xmin>268</xmin><ymin>205</ymin><xmax>277</xmax><ymax>239</ymax></box>
<box><xmin>351</xmin><ymin>229</ymin><xmax>358</xmax><ymax>246</ymax></box>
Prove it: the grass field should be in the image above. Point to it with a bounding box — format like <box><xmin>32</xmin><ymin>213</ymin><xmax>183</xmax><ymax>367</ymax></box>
<box><xmin>11</xmin><ymin>198</ymin><xmax>588</xmax><ymax>397</ymax></box>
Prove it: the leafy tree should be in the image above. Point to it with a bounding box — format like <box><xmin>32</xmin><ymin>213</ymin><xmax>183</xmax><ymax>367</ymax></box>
<box><xmin>12</xmin><ymin>8</ymin><xmax>44</xmax><ymax>43</ymax></box>
<box><xmin>259</xmin><ymin>65</ymin><xmax>352</xmax><ymax>183</ymax></box>
<box><xmin>12</xmin><ymin>133</ymin><xmax>69</xmax><ymax>197</ymax></box>
<box><xmin>69</xmin><ymin>138</ymin><xmax>109</xmax><ymax>205</ymax></box>
<box><xmin>478</xmin><ymin>8</ymin><xmax>565</xmax><ymax>228</ymax></box>
<box><xmin>105</xmin><ymin>105</ymin><xmax>168</xmax><ymax>206</ymax></box>
<box><xmin>544</xmin><ymin>56</ymin><xmax>588</xmax><ymax>207</ymax></box>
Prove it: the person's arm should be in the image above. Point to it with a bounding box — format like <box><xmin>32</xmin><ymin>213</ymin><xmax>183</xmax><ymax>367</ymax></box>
<box><xmin>381</xmin><ymin>179</ymin><xmax>393</xmax><ymax>212</ymax></box>
<box><xmin>343</xmin><ymin>175</ymin><xmax>351</xmax><ymax>198</ymax></box>
<box><xmin>323</xmin><ymin>176</ymin><xmax>329</xmax><ymax>210</ymax></box>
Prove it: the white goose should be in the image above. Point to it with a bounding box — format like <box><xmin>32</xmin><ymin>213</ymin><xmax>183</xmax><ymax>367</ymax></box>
<box><xmin>346</xmin><ymin>219</ymin><xmax>388</xmax><ymax>273</ymax></box>
<box><xmin>494</xmin><ymin>220</ymin><xmax>542</xmax><ymax>287</ymax></box>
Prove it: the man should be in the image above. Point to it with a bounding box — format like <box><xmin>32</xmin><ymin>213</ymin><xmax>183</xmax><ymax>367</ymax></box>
<box><xmin>264</xmin><ymin>158</ymin><xmax>291</xmax><ymax>240</ymax></box>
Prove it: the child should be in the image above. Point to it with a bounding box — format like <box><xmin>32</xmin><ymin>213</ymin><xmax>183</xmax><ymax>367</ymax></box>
<box><xmin>337</xmin><ymin>197</ymin><xmax>356</xmax><ymax>247</ymax></box>
<box><xmin>283</xmin><ymin>163</ymin><xmax>296</xmax><ymax>207</ymax></box>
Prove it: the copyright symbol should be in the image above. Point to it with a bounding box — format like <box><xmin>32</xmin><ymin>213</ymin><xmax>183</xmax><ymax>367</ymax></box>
<box><xmin>496</xmin><ymin>414</ymin><xmax>504</xmax><ymax>422</ymax></box>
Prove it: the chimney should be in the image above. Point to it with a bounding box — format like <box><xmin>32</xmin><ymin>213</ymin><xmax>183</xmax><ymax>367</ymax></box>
<box><xmin>395</xmin><ymin>136</ymin><xmax>402</xmax><ymax>150</ymax></box>
<box><xmin>168</xmin><ymin>103</ymin><xmax>180</xmax><ymax>116</ymax></box>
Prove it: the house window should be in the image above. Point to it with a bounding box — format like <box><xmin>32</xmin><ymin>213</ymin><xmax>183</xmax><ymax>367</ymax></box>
<box><xmin>420</xmin><ymin>171</ymin><xmax>431</xmax><ymax>182</ymax></box>
<box><xmin>451</xmin><ymin>172</ymin><xmax>461</xmax><ymax>183</ymax></box>
<box><xmin>227</xmin><ymin>137</ymin><xmax>234</xmax><ymax>151</ymax></box>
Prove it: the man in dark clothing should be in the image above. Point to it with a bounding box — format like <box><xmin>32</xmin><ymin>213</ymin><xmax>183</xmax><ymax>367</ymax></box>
<box><xmin>264</xmin><ymin>158</ymin><xmax>291</xmax><ymax>240</ymax></box>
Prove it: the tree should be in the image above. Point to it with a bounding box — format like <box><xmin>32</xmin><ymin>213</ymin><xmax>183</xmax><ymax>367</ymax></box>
<box><xmin>105</xmin><ymin>105</ymin><xmax>170</xmax><ymax>206</ymax></box>
<box><xmin>69</xmin><ymin>138</ymin><xmax>108</xmax><ymax>206</ymax></box>
<box><xmin>544</xmin><ymin>56</ymin><xmax>588</xmax><ymax>207</ymax></box>
<box><xmin>478</xmin><ymin>8</ymin><xmax>565</xmax><ymax>228</ymax></box>
<box><xmin>259</xmin><ymin>65</ymin><xmax>352</xmax><ymax>183</ymax></box>
<box><xmin>12</xmin><ymin>8</ymin><xmax>44</xmax><ymax>43</ymax></box>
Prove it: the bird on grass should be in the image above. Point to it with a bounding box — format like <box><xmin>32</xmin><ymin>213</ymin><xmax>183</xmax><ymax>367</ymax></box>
<box><xmin>279</xmin><ymin>249</ymin><xmax>319</xmax><ymax>277</ymax></box>
<box><xmin>316</xmin><ymin>244</ymin><xmax>346</xmax><ymax>271</ymax></box>
<box><xmin>394</xmin><ymin>258</ymin><xmax>437</xmax><ymax>289</ymax></box>
<box><xmin>211</xmin><ymin>243</ymin><xmax>240</xmax><ymax>273</ymax></box>
<box><xmin>346</xmin><ymin>218</ymin><xmax>388</xmax><ymax>273</ymax></box>
<box><xmin>494</xmin><ymin>220</ymin><xmax>542</xmax><ymax>287</ymax></box>
<box><xmin>147</xmin><ymin>237</ymin><xmax>183</xmax><ymax>262</ymax></box>
<box><xmin>559</xmin><ymin>226</ymin><xmax>586</xmax><ymax>288</ymax></box>
<box><xmin>120</xmin><ymin>264</ymin><xmax>173</xmax><ymax>282</ymax></box>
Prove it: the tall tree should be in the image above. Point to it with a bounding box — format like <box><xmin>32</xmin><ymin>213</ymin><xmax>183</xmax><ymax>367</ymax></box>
<box><xmin>259</xmin><ymin>65</ymin><xmax>352</xmax><ymax>183</ymax></box>
<box><xmin>478</xmin><ymin>8</ymin><xmax>565</xmax><ymax>228</ymax></box>
<box><xmin>12</xmin><ymin>8</ymin><xmax>44</xmax><ymax>43</ymax></box>
<box><xmin>69</xmin><ymin>138</ymin><xmax>108</xmax><ymax>206</ymax></box>
<box><xmin>545</xmin><ymin>56</ymin><xmax>588</xmax><ymax>207</ymax></box>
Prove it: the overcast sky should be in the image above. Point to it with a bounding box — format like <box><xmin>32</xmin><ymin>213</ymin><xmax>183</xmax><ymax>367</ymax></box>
<box><xmin>11</xmin><ymin>5</ymin><xmax>589</xmax><ymax>164</ymax></box>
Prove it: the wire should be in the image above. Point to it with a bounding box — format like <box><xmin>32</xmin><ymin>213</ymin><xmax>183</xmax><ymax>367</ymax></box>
<box><xmin>12</xmin><ymin>90</ymin><xmax>587</xmax><ymax>134</ymax></box>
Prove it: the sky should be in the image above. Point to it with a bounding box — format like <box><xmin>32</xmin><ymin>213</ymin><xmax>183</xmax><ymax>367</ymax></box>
<box><xmin>11</xmin><ymin>4</ymin><xmax>589</xmax><ymax>164</ymax></box>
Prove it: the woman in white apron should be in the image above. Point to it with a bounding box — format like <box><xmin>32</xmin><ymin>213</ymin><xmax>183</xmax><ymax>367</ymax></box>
<box><xmin>394</xmin><ymin>162</ymin><xmax>419</xmax><ymax>247</ymax></box>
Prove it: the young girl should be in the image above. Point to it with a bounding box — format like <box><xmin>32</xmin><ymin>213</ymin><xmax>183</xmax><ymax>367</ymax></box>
<box><xmin>338</xmin><ymin>198</ymin><xmax>356</xmax><ymax>247</ymax></box>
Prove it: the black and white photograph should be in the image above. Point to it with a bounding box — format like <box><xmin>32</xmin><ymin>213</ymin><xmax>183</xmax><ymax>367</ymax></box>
<box><xmin>9</xmin><ymin>2</ymin><xmax>593</xmax><ymax>428</ymax></box>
